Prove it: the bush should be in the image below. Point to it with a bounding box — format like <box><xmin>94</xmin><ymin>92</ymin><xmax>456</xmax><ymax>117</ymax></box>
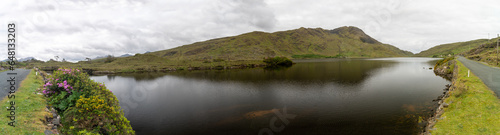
<box><xmin>43</xmin><ymin>68</ymin><xmax>134</xmax><ymax>135</ymax></box>
<box><xmin>263</xmin><ymin>56</ymin><xmax>293</xmax><ymax>67</ymax></box>
<box><xmin>105</xmin><ymin>55</ymin><xmax>116</xmax><ymax>63</ymax></box>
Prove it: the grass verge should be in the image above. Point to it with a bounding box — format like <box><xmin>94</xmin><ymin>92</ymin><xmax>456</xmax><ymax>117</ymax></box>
<box><xmin>0</xmin><ymin>70</ymin><xmax>48</xmax><ymax>134</ymax></box>
<box><xmin>431</xmin><ymin>61</ymin><xmax>500</xmax><ymax>134</ymax></box>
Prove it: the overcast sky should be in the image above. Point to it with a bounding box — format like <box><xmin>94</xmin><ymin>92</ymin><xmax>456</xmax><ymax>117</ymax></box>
<box><xmin>1</xmin><ymin>0</ymin><xmax>499</xmax><ymax>61</ymax></box>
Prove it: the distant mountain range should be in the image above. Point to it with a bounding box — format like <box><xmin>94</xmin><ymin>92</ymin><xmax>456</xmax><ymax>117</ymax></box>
<box><xmin>92</xmin><ymin>53</ymin><xmax>137</xmax><ymax>60</ymax></box>
<box><xmin>1</xmin><ymin>57</ymin><xmax>36</xmax><ymax>62</ymax></box>
<box><xmin>2</xmin><ymin>53</ymin><xmax>140</xmax><ymax>62</ymax></box>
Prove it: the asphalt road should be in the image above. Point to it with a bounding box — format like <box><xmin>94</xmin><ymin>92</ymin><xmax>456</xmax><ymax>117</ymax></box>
<box><xmin>0</xmin><ymin>69</ymin><xmax>31</xmax><ymax>100</ymax></box>
<box><xmin>458</xmin><ymin>56</ymin><xmax>500</xmax><ymax>97</ymax></box>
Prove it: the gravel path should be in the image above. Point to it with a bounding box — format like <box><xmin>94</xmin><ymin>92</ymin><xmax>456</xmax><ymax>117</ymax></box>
<box><xmin>458</xmin><ymin>56</ymin><xmax>500</xmax><ymax>97</ymax></box>
<box><xmin>0</xmin><ymin>69</ymin><xmax>31</xmax><ymax>99</ymax></box>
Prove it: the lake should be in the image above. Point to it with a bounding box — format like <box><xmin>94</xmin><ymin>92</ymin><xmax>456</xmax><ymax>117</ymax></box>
<box><xmin>90</xmin><ymin>57</ymin><xmax>449</xmax><ymax>135</ymax></box>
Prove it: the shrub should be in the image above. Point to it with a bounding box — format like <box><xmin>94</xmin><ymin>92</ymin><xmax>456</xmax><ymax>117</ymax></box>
<box><xmin>263</xmin><ymin>56</ymin><xmax>293</xmax><ymax>67</ymax></box>
<box><xmin>105</xmin><ymin>55</ymin><xmax>116</xmax><ymax>63</ymax></box>
<box><xmin>213</xmin><ymin>58</ymin><xmax>225</xmax><ymax>62</ymax></box>
<box><xmin>43</xmin><ymin>68</ymin><xmax>134</xmax><ymax>135</ymax></box>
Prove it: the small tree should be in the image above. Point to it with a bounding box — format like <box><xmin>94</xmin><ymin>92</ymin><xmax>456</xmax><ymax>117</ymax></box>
<box><xmin>55</xmin><ymin>56</ymin><xmax>59</xmax><ymax>61</ymax></box>
<box><xmin>105</xmin><ymin>55</ymin><xmax>116</xmax><ymax>63</ymax></box>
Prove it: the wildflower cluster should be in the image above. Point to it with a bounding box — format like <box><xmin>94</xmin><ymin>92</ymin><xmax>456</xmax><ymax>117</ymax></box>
<box><xmin>58</xmin><ymin>68</ymin><xmax>80</xmax><ymax>75</ymax></box>
<box><xmin>75</xmin><ymin>95</ymin><xmax>109</xmax><ymax>116</ymax></box>
<box><xmin>44</xmin><ymin>68</ymin><xmax>134</xmax><ymax>134</ymax></box>
<box><xmin>43</xmin><ymin>79</ymin><xmax>74</xmax><ymax>95</ymax></box>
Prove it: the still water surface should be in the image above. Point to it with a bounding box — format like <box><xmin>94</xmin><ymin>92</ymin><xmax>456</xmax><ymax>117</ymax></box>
<box><xmin>91</xmin><ymin>57</ymin><xmax>449</xmax><ymax>135</ymax></box>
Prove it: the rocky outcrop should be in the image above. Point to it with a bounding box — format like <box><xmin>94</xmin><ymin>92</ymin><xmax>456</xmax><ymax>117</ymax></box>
<box><xmin>433</xmin><ymin>59</ymin><xmax>455</xmax><ymax>80</ymax></box>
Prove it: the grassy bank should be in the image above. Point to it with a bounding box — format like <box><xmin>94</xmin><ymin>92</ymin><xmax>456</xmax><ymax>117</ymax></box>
<box><xmin>26</xmin><ymin>54</ymin><xmax>266</xmax><ymax>73</ymax></box>
<box><xmin>0</xmin><ymin>70</ymin><xmax>48</xmax><ymax>134</ymax></box>
<box><xmin>431</xmin><ymin>61</ymin><xmax>500</xmax><ymax>134</ymax></box>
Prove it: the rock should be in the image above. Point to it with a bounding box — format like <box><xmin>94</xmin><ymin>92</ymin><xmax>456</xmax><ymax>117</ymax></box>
<box><xmin>52</xmin><ymin>116</ymin><xmax>60</xmax><ymax>125</ymax></box>
<box><xmin>443</xmin><ymin>102</ymin><xmax>449</xmax><ymax>108</ymax></box>
<box><xmin>44</xmin><ymin>129</ymin><xmax>54</xmax><ymax>135</ymax></box>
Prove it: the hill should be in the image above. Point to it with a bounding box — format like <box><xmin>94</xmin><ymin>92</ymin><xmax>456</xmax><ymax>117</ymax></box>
<box><xmin>463</xmin><ymin>38</ymin><xmax>500</xmax><ymax>67</ymax></box>
<box><xmin>148</xmin><ymin>26</ymin><xmax>412</xmax><ymax>61</ymax></box>
<box><xmin>415</xmin><ymin>39</ymin><xmax>490</xmax><ymax>57</ymax></box>
<box><xmin>32</xmin><ymin>26</ymin><xmax>413</xmax><ymax>72</ymax></box>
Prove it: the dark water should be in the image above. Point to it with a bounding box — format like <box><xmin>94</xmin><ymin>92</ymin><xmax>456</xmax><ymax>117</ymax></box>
<box><xmin>90</xmin><ymin>57</ymin><xmax>449</xmax><ymax>135</ymax></box>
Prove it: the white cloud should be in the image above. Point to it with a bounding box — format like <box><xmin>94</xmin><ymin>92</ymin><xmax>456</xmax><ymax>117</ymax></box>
<box><xmin>0</xmin><ymin>0</ymin><xmax>499</xmax><ymax>61</ymax></box>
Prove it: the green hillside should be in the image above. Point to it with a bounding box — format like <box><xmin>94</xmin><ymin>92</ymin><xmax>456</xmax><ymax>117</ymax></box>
<box><xmin>463</xmin><ymin>38</ymin><xmax>500</xmax><ymax>67</ymax></box>
<box><xmin>416</xmin><ymin>39</ymin><xmax>489</xmax><ymax>57</ymax></box>
<box><xmin>149</xmin><ymin>26</ymin><xmax>412</xmax><ymax>61</ymax></box>
<box><xmin>30</xmin><ymin>26</ymin><xmax>413</xmax><ymax>72</ymax></box>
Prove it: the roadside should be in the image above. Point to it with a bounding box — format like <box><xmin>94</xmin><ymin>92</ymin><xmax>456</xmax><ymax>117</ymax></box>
<box><xmin>0</xmin><ymin>69</ymin><xmax>48</xmax><ymax>134</ymax></box>
<box><xmin>457</xmin><ymin>56</ymin><xmax>500</xmax><ymax>97</ymax></box>
<box><xmin>0</xmin><ymin>69</ymin><xmax>31</xmax><ymax>98</ymax></box>
<box><xmin>429</xmin><ymin>60</ymin><xmax>500</xmax><ymax>134</ymax></box>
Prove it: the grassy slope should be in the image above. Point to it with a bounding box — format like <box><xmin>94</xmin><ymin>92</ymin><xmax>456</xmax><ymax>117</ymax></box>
<box><xmin>150</xmin><ymin>26</ymin><xmax>412</xmax><ymax>61</ymax></box>
<box><xmin>30</xmin><ymin>26</ymin><xmax>412</xmax><ymax>72</ymax></box>
<box><xmin>432</xmin><ymin>61</ymin><xmax>500</xmax><ymax>134</ymax></box>
<box><xmin>0</xmin><ymin>70</ymin><xmax>48</xmax><ymax>134</ymax></box>
<box><xmin>416</xmin><ymin>39</ymin><xmax>489</xmax><ymax>57</ymax></box>
<box><xmin>464</xmin><ymin>39</ymin><xmax>500</xmax><ymax>67</ymax></box>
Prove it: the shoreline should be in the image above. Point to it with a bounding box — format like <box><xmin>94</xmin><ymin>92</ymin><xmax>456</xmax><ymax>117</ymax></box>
<box><xmin>424</xmin><ymin>58</ymin><xmax>500</xmax><ymax>134</ymax></box>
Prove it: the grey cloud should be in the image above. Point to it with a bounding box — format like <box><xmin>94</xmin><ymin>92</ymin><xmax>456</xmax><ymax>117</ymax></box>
<box><xmin>209</xmin><ymin>0</ymin><xmax>277</xmax><ymax>31</ymax></box>
<box><xmin>1</xmin><ymin>0</ymin><xmax>500</xmax><ymax>61</ymax></box>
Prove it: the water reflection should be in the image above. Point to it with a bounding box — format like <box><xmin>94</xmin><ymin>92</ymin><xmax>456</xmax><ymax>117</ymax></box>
<box><xmin>91</xmin><ymin>57</ymin><xmax>448</xmax><ymax>135</ymax></box>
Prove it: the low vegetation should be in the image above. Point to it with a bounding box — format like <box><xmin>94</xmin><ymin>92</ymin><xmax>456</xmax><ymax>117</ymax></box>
<box><xmin>463</xmin><ymin>40</ymin><xmax>500</xmax><ymax>67</ymax></box>
<box><xmin>0</xmin><ymin>70</ymin><xmax>47</xmax><ymax>134</ymax></box>
<box><xmin>43</xmin><ymin>68</ymin><xmax>134</xmax><ymax>134</ymax></box>
<box><xmin>263</xmin><ymin>56</ymin><xmax>293</xmax><ymax>67</ymax></box>
<box><xmin>431</xmin><ymin>61</ymin><xmax>500</xmax><ymax>134</ymax></box>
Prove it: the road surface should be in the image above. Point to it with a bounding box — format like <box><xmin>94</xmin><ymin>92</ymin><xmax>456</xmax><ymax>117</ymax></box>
<box><xmin>458</xmin><ymin>56</ymin><xmax>500</xmax><ymax>97</ymax></box>
<box><xmin>0</xmin><ymin>69</ymin><xmax>31</xmax><ymax>100</ymax></box>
